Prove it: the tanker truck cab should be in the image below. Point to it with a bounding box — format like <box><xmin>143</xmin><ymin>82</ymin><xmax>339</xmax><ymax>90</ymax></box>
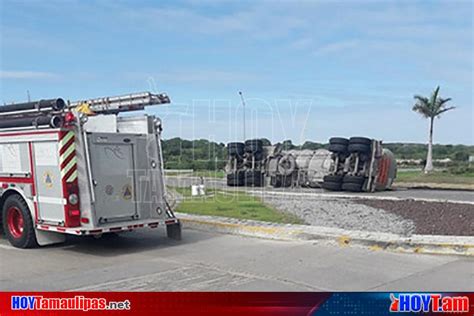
<box><xmin>0</xmin><ymin>92</ymin><xmax>181</xmax><ymax>248</ymax></box>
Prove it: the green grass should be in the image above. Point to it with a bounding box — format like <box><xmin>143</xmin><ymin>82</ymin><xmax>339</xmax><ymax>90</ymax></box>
<box><xmin>173</xmin><ymin>187</ymin><xmax>304</xmax><ymax>224</ymax></box>
<box><xmin>192</xmin><ymin>170</ymin><xmax>226</xmax><ymax>178</ymax></box>
<box><xmin>165</xmin><ymin>170</ymin><xmax>226</xmax><ymax>178</ymax></box>
<box><xmin>396</xmin><ymin>170</ymin><xmax>474</xmax><ymax>185</ymax></box>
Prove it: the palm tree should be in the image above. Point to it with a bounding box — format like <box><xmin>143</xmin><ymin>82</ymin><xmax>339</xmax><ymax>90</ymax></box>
<box><xmin>412</xmin><ymin>86</ymin><xmax>455</xmax><ymax>173</ymax></box>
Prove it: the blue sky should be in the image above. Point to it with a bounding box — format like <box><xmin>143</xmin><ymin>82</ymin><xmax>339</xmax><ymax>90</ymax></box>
<box><xmin>1</xmin><ymin>0</ymin><xmax>472</xmax><ymax>144</ymax></box>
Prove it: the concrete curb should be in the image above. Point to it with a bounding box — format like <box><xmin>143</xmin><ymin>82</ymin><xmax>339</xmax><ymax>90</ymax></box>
<box><xmin>176</xmin><ymin>213</ymin><xmax>474</xmax><ymax>257</ymax></box>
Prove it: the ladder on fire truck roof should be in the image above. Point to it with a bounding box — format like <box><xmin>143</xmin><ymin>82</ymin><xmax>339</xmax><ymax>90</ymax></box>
<box><xmin>0</xmin><ymin>91</ymin><xmax>171</xmax><ymax>130</ymax></box>
<box><xmin>69</xmin><ymin>91</ymin><xmax>171</xmax><ymax>115</ymax></box>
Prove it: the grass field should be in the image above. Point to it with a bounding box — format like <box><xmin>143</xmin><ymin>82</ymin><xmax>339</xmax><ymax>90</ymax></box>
<box><xmin>396</xmin><ymin>170</ymin><xmax>474</xmax><ymax>185</ymax></box>
<box><xmin>165</xmin><ymin>170</ymin><xmax>226</xmax><ymax>178</ymax></box>
<box><xmin>173</xmin><ymin>187</ymin><xmax>304</xmax><ymax>224</ymax></box>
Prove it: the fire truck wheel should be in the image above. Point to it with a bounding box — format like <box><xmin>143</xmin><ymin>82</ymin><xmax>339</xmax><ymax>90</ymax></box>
<box><xmin>348</xmin><ymin>143</ymin><xmax>371</xmax><ymax>154</ymax></box>
<box><xmin>2</xmin><ymin>194</ymin><xmax>38</xmax><ymax>248</ymax></box>
<box><xmin>167</xmin><ymin>222</ymin><xmax>182</xmax><ymax>241</ymax></box>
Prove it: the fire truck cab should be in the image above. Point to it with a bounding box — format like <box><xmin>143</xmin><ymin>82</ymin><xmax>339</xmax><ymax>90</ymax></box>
<box><xmin>0</xmin><ymin>92</ymin><xmax>181</xmax><ymax>248</ymax></box>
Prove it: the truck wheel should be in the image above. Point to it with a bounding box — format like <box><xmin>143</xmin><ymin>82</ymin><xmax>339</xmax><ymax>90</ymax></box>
<box><xmin>244</xmin><ymin>139</ymin><xmax>263</xmax><ymax>154</ymax></box>
<box><xmin>343</xmin><ymin>175</ymin><xmax>366</xmax><ymax>184</ymax></box>
<box><xmin>348</xmin><ymin>143</ymin><xmax>370</xmax><ymax>154</ymax></box>
<box><xmin>349</xmin><ymin>137</ymin><xmax>372</xmax><ymax>145</ymax></box>
<box><xmin>2</xmin><ymin>194</ymin><xmax>37</xmax><ymax>248</ymax></box>
<box><xmin>227</xmin><ymin>172</ymin><xmax>244</xmax><ymax>186</ymax></box>
<box><xmin>228</xmin><ymin>142</ymin><xmax>245</xmax><ymax>157</ymax></box>
<box><xmin>244</xmin><ymin>170</ymin><xmax>264</xmax><ymax>187</ymax></box>
<box><xmin>323</xmin><ymin>175</ymin><xmax>344</xmax><ymax>183</ymax></box>
<box><xmin>166</xmin><ymin>222</ymin><xmax>182</xmax><ymax>241</ymax></box>
<box><xmin>329</xmin><ymin>137</ymin><xmax>349</xmax><ymax>146</ymax></box>
<box><xmin>322</xmin><ymin>181</ymin><xmax>342</xmax><ymax>191</ymax></box>
<box><xmin>328</xmin><ymin>143</ymin><xmax>347</xmax><ymax>153</ymax></box>
<box><xmin>341</xmin><ymin>182</ymin><xmax>363</xmax><ymax>192</ymax></box>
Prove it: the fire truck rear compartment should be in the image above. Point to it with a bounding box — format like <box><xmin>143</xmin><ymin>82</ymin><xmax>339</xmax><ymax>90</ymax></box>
<box><xmin>86</xmin><ymin>131</ymin><xmax>168</xmax><ymax>227</ymax></box>
<box><xmin>88</xmin><ymin>133</ymin><xmax>138</xmax><ymax>224</ymax></box>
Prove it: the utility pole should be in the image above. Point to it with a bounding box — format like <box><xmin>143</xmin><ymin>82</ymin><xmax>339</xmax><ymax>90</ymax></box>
<box><xmin>239</xmin><ymin>91</ymin><xmax>246</xmax><ymax>141</ymax></box>
<box><xmin>27</xmin><ymin>90</ymin><xmax>31</xmax><ymax>102</ymax></box>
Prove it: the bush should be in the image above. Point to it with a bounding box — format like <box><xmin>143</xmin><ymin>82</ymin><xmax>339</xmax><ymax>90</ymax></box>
<box><xmin>448</xmin><ymin>164</ymin><xmax>474</xmax><ymax>175</ymax></box>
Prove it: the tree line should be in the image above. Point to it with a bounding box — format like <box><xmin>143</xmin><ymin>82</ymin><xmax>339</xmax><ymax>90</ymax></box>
<box><xmin>162</xmin><ymin>137</ymin><xmax>473</xmax><ymax>170</ymax></box>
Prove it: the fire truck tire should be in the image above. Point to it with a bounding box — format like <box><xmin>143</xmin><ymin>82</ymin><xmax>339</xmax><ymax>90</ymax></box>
<box><xmin>167</xmin><ymin>222</ymin><xmax>182</xmax><ymax>241</ymax></box>
<box><xmin>2</xmin><ymin>194</ymin><xmax>38</xmax><ymax>248</ymax></box>
<box><xmin>343</xmin><ymin>175</ymin><xmax>366</xmax><ymax>185</ymax></box>
<box><xmin>341</xmin><ymin>182</ymin><xmax>363</xmax><ymax>192</ymax></box>
<box><xmin>322</xmin><ymin>181</ymin><xmax>342</xmax><ymax>191</ymax></box>
<box><xmin>228</xmin><ymin>142</ymin><xmax>245</xmax><ymax>157</ymax></box>
<box><xmin>329</xmin><ymin>137</ymin><xmax>349</xmax><ymax>146</ymax></box>
<box><xmin>348</xmin><ymin>143</ymin><xmax>371</xmax><ymax>153</ymax></box>
<box><xmin>349</xmin><ymin>137</ymin><xmax>371</xmax><ymax>145</ymax></box>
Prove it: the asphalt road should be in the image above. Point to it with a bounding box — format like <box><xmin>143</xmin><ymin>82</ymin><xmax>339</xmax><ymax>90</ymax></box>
<box><xmin>0</xmin><ymin>228</ymin><xmax>472</xmax><ymax>291</ymax></box>
<box><xmin>166</xmin><ymin>177</ymin><xmax>474</xmax><ymax>203</ymax></box>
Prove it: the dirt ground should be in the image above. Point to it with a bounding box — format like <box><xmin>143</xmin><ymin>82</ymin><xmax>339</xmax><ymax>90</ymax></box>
<box><xmin>354</xmin><ymin>199</ymin><xmax>474</xmax><ymax>236</ymax></box>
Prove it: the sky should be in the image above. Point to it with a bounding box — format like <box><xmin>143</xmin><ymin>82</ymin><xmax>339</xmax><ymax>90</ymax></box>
<box><xmin>0</xmin><ymin>0</ymin><xmax>472</xmax><ymax>145</ymax></box>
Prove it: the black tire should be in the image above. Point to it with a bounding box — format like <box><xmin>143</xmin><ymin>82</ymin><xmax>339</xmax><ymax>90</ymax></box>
<box><xmin>322</xmin><ymin>181</ymin><xmax>342</xmax><ymax>191</ymax></box>
<box><xmin>329</xmin><ymin>137</ymin><xmax>349</xmax><ymax>146</ymax></box>
<box><xmin>343</xmin><ymin>175</ymin><xmax>366</xmax><ymax>184</ymax></box>
<box><xmin>323</xmin><ymin>175</ymin><xmax>344</xmax><ymax>183</ymax></box>
<box><xmin>348</xmin><ymin>143</ymin><xmax>371</xmax><ymax>153</ymax></box>
<box><xmin>341</xmin><ymin>182</ymin><xmax>363</xmax><ymax>192</ymax></box>
<box><xmin>349</xmin><ymin>137</ymin><xmax>372</xmax><ymax>145</ymax></box>
<box><xmin>2</xmin><ymin>194</ymin><xmax>37</xmax><ymax>248</ymax></box>
<box><xmin>249</xmin><ymin>151</ymin><xmax>264</xmax><ymax>161</ymax></box>
<box><xmin>244</xmin><ymin>170</ymin><xmax>264</xmax><ymax>187</ymax></box>
<box><xmin>227</xmin><ymin>172</ymin><xmax>244</xmax><ymax>186</ymax></box>
<box><xmin>328</xmin><ymin>143</ymin><xmax>348</xmax><ymax>154</ymax></box>
<box><xmin>244</xmin><ymin>139</ymin><xmax>263</xmax><ymax>153</ymax></box>
<box><xmin>228</xmin><ymin>142</ymin><xmax>245</xmax><ymax>157</ymax></box>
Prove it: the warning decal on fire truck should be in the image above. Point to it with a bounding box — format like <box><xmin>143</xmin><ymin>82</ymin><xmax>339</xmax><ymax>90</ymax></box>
<box><xmin>59</xmin><ymin>131</ymin><xmax>78</xmax><ymax>183</ymax></box>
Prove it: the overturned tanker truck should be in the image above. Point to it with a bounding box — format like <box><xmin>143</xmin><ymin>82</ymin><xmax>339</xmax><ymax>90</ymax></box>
<box><xmin>225</xmin><ymin>136</ymin><xmax>397</xmax><ymax>192</ymax></box>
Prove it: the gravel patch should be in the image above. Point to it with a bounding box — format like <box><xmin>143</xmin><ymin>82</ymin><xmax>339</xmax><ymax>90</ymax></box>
<box><xmin>260</xmin><ymin>194</ymin><xmax>415</xmax><ymax>236</ymax></box>
<box><xmin>354</xmin><ymin>199</ymin><xmax>474</xmax><ymax>236</ymax></box>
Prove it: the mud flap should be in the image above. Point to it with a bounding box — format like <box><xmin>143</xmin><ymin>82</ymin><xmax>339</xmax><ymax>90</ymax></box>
<box><xmin>166</xmin><ymin>222</ymin><xmax>182</xmax><ymax>241</ymax></box>
<box><xmin>35</xmin><ymin>229</ymin><xmax>66</xmax><ymax>246</ymax></box>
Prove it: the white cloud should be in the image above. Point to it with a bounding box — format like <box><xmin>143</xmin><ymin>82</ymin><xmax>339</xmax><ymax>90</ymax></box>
<box><xmin>0</xmin><ymin>70</ymin><xmax>59</xmax><ymax>79</ymax></box>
